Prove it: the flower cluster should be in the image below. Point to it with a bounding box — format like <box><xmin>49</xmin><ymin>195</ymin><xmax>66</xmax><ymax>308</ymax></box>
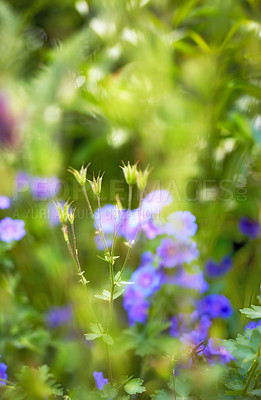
<box><xmin>120</xmin><ymin>193</ymin><xmax>234</xmax><ymax>365</ymax></box>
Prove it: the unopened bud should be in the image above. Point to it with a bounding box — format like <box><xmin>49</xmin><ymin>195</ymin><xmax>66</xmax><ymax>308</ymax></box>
<box><xmin>88</xmin><ymin>172</ymin><xmax>104</xmax><ymax>196</ymax></box>
<box><xmin>68</xmin><ymin>208</ymin><xmax>75</xmax><ymax>224</ymax></box>
<box><xmin>136</xmin><ymin>165</ymin><xmax>151</xmax><ymax>191</ymax></box>
<box><xmin>54</xmin><ymin>200</ymin><xmax>71</xmax><ymax>224</ymax></box>
<box><xmin>120</xmin><ymin>161</ymin><xmax>138</xmax><ymax>186</ymax></box>
<box><xmin>68</xmin><ymin>163</ymin><xmax>90</xmax><ymax>186</ymax></box>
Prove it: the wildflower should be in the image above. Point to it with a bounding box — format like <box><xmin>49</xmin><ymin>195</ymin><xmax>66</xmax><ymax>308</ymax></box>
<box><xmin>0</xmin><ymin>356</ymin><xmax>7</xmax><ymax>386</ymax></box>
<box><xmin>205</xmin><ymin>338</ymin><xmax>234</xmax><ymax>364</ymax></box>
<box><xmin>141</xmin><ymin>190</ymin><xmax>172</xmax><ymax>215</ymax></box>
<box><xmin>181</xmin><ymin>315</ymin><xmax>212</xmax><ymax>346</ymax></box>
<box><xmin>88</xmin><ymin>172</ymin><xmax>104</xmax><ymax>196</ymax></box>
<box><xmin>156</xmin><ymin>238</ymin><xmax>199</xmax><ymax>268</ymax></box>
<box><xmin>0</xmin><ymin>217</ymin><xmax>25</xmax><ymax>243</ymax></box>
<box><xmin>123</xmin><ymin>286</ymin><xmax>150</xmax><ymax>326</ymax></box>
<box><xmin>93</xmin><ymin>371</ymin><xmax>109</xmax><ymax>390</ymax></box>
<box><xmin>205</xmin><ymin>256</ymin><xmax>233</xmax><ymax>278</ymax></box>
<box><xmin>173</xmin><ymin>268</ymin><xmax>209</xmax><ymax>293</ymax></box>
<box><xmin>120</xmin><ymin>161</ymin><xmax>138</xmax><ymax>185</ymax></box>
<box><xmin>245</xmin><ymin>320</ymin><xmax>261</xmax><ymax>330</ymax></box>
<box><xmin>132</xmin><ymin>265</ymin><xmax>162</xmax><ymax>297</ymax></box>
<box><xmin>239</xmin><ymin>217</ymin><xmax>260</xmax><ymax>239</ymax></box>
<box><xmin>136</xmin><ymin>165</ymin><xmax>150</xmax><ymax>191</ymax></box>
<box><xmin>0</xmin><ymin>195</ymin><xmax>10</xmax><ymax>209</ymax></box>
<box><xmin>68</xmin><ymin>164</ymin><xmax>90</xmax><ymax>186</ymax></box>
<box><xmin>45</xmin><ymin>305</ymin><xmax>72</xmax><ymax>329</ymax></box>
<box><xmin>197</xmin><ymin>294</ymin><xmax>232</xmax><ymax>319</ymax></box>
<box><xmin>140</xmin><ymin>251</ymin><xmax>154</xmax><ymax>266</ymax></box>
<box><xmin>165</xmin><ymin>211</ymin><xmax>197</xmax><ymax>239</ymax></box>
<box><xmin>169</xmin><ymin>316</ymin><xmax>180</xmax><ymax>338</ymax></box>
<box><xmin>31</xmin><ymin>176</ymin><xmax>60</xmax><ymax>200</ymax></box>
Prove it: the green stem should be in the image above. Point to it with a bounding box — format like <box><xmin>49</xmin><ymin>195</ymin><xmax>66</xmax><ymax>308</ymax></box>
<box><xmin>97</xmin><ymin>195</ymin><xmax>109</xmax><ymax>253</ymax></box>
<box><xmin>106</xmin><ymin>343</ymin><xmax>113</xmax><ymax>382</ymax></box>
<box><xmin>128</xmin><ymin>184</ymin><xmax>133</xmax><ymax>211</ymax></box>
<box><xmin>243</xmin><ymin>359</ymin><xmax>258</xmax><ymax>394</ymax></box>
<box><xmin>172</xmin><ymin>367</ymin><xmax>177</xmax><ymax>400</ymax></box>
<box><xmin>117</xmin><ymin>245</ymin><xmax>132</xmax><ymax>281</ymax></box>
<box><xmin>82</xmin><ymin>186</ymin><xmax>108</xmax><ymax>253</ymax></box>
<box><xmin>70</xmin><ymin>222</ymin><xmax>82</xmax><ymax>274</ymax></box>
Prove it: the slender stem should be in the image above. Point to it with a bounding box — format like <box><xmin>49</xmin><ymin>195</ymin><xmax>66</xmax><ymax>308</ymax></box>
<box><xmin>108</xmin><ymin>262</ymin><xmax>115</xmax><ymax>330</ymax></box>
<box><xmin>133</xmin><ymin>189</ymin><xmax>144</xmax><ymax>245</ymax></box>
<box><xmin>70</xmin><ymin>222</ymin><xmax>82</xmax><ymax>274</ymax></box>
<box><xmin>172</xmin><ymin>367</ymin><xmax>177</xmax><ymax>400</ymax></box>
<box><xmin>0</xmin><ymin>378</ymin><xmax>16</xmax><ymax>387</ymax></box>
<box><xmin>128</xmin><ymin>184</ymin><xmax>133</xmax><ymax>211</ymax></box>
<box><xmin>82</xmin><ymin>186</ymin><xmax>109</xmax><ymax>253</ymax></box>
<box><xmin>117</xmin><ymin>245</ymin><xmax>132</xmax><ymax>281</ymax></box>
<box><xmin>106</xmin><ymin>343</ymin><xmax>113</xmax><ymax>382</ymax></box>
<box><xmin>97</xmin><ymin>195</ymin><xmax>109</xmax><ymax>253</ymax></box>
<box><xmin>243</xmin><ymin>360</ymin><xmax>258</xmax><ymax>394</ymax></box>
<box><xmin>82</xmin><ymin>185</ymin><xmax>114</xmax><ymax>381</ymax></box>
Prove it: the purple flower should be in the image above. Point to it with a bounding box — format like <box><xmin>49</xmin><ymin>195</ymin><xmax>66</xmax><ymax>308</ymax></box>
<box><xmin>132</xmin><ymin>265</ymin><xmax>162</xmax><ymax>297</ymax></box>
<box><xmin>197</xmin><ymin>294</ymin><xmax>232</xmax><ymax>319</ymax></box>
<box><xmin>181</xmin><ymin>315</ymin><xmax>212</xmax><ymax>346</ymax></box>
<box><xmin>45</xmin><ymin>305</ymin><xmax>72</xmax><ymax>328</ymax></box>
<box><xmin>165</xmin><ymin>211</ymin><xmax>197</xmax><ymax>239</ymax></box>
<box><xmin>0</xmin><ymin>217</ymin><xmax>26</xmax><ymax>243</ymax></box>
<box><xmin>123</xmin><ymin>286</ymin><xmax>150</xmax><ymax>326</ymax></box>
<box><xmin>94</xmin><ymin>204</ymin><xmax>123</xmax><ymax>249</ymax></box>
<box><xmin>0</xmin><ymin>196</ymin><xmax>10</xmax><ymax>209</ymax></box>
<box><xmin>93</xmin><ymin>371</ymin><xmax>109</xmax><ymax>390</ymax></box>
<box><xmin>205</xmin><ymin>256</ymin><xmax>233</xmax><ymax>278</ymax></box>
<box><xmin>140</xmin><ymin>251</ymin><xmax>154</xmax><ymax>266</ymax></box>
<box><xmin>173</xmin><ymin>269</ymin><xmax>209</xmax><ymax>293</ymax></box>
<box><xmin>0</xmin><ymin>356</ymin><xmax>7</xmax><ymax>386</ymax></box>
<box><xmin>156</xmin><ymin>238</ymin><xmax>199</xmax><ymax>268</ymax></box>
<box><xmin>170</xmin><ymin>316</ymin><xmax>180</xmax><ymax>338</ymax></box>
<box><xmin>141</xmin><ymin>190</ymin><xmax>172</xmax><ymax>215</ymax></box>
<box><xmin>245</xmin><ymin>320</ymin><xmax>261</xmax><ymax>330</ymax></box>
<box><xmin>205</xmin><ymin>338</ymin><xmax>234</xmax><ymax>364</ymax></box>
<box><xmin>239</xmin><ymin>217</ymin><xmax>261</xmax><ymax>239</ymax></box>
<box><xmin>94</xmin><ymin>204</ymin><xmax>121</xmax><ymax>234</ymax></box>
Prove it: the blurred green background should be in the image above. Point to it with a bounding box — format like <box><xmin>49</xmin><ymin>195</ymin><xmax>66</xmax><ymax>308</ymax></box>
<box><xmin>1</xmin><ymin>0</ymin><xmax>261</xmax><ymax>397</ymax></box>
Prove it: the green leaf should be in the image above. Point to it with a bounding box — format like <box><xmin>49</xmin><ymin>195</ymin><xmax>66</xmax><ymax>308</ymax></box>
<box><xmin>102</xmin><ymin>334</ymin><xmax>114</xmax><ymax>345</ymax></box>
<box><xmin>113</xmin><ymin>288</ymin><xmax>125</xmax><ymax>299</ymax></box>
<box><xmin>250</xmin><ymin>329</ymin><xmax>261</xmax><ymax>352</ymax></box>
<box><xmin>84</xmin><ymin>333</ymin><xmax>102</xmax><ymax>341</ymax></box>
<box><xmin>240</xmin><ymin>305</ymin><xmax>261</xmax><ymax>319</ymax></box>
<box><xmin>90</xmin><ymin>323</ymin><xmax>104</xmax><ymax>334</ymax></box>
<box><xmin>124</xmin><ymin>378</ymin><xmax>146</xmax><ymax>395</ymax></box>
<box><xmin>151</xmin><ymin>390</ymin><xmax>172</xmax><ymax>400</ymax></box>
